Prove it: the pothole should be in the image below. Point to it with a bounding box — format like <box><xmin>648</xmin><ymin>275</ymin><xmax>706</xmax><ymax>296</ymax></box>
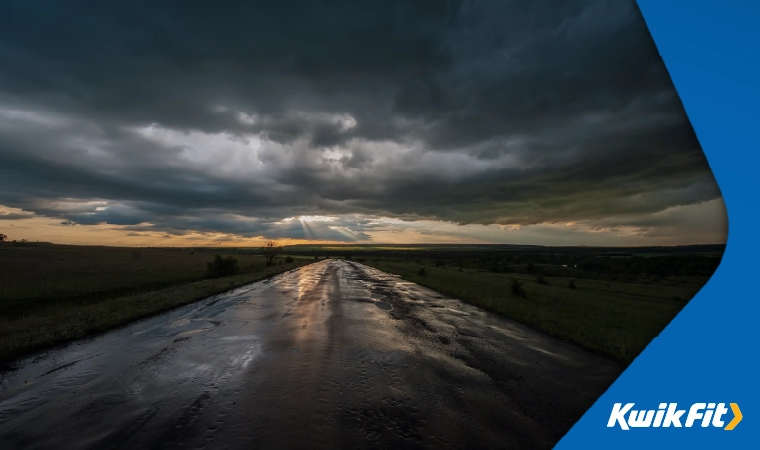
<box><xmin>375</xmin><ymin>301</ymin><xmax>393</xmax><ymax>311</ymax></box>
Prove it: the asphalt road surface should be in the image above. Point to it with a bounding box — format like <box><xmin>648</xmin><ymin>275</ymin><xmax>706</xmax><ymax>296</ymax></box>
<box><xmin>0</xmin><ymin>260</ymin><xmax>621</xmax><ymax>449</ymax></box>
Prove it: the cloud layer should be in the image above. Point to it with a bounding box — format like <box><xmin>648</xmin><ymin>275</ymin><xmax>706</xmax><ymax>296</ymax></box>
<box><xmin>0</xmin><ymin>0</ymin><xmax>725</xmax><ymax>244</ymax></box>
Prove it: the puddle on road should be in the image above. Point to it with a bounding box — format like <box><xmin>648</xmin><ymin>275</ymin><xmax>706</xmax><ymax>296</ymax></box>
<box><xmin>173</xmin><ymin>328</ymin><xmax>213</xmax><ymax>341</ymax></box>
<box><xmin>168</xmin><ymin>318</ymin><xmax>190</xmax><ymax>328</ymax></box>
<box><xmin>375</xmin><ymin>301</ymin><xmax>392</xmax><ymax>311</ymax></box>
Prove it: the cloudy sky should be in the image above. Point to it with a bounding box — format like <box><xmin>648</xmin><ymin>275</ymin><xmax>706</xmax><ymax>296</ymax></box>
<box><xmin>0</xmin><ymin>0</ymin><xmax>726</xmax><ymax>246</ymax></box>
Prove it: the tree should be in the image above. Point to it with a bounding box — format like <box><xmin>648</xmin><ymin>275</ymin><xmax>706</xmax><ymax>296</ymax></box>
<box><xmin>206</xmin><ymin>255</ymin><xmax>240</xmax><ymax>278</ymax></box>
<box><xmin>0</xmin><ymin>233</ymin><xmax>7</xmax><ymax>242</ymax></box>
<box><xmin>261</xmin><ymin>241</ymin><xmax>284</xmax><ymax>266</ymax></box>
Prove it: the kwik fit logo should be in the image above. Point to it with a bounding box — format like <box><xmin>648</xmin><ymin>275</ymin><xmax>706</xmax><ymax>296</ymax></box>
<box><xmin>608</xmin><ymin>403</ymin><xmax>742</xmax><ymax>430</ymax></box>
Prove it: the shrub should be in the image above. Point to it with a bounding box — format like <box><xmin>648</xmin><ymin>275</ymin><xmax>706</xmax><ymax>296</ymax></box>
<box><xmin>568</xmin><ymin>279</ymin><xmax>576</xmax><ymax>289</ymax></box>
<box><xmin>536</xmin><ymin>274</ymin><xmax>549</xmax><ymax>285</ymax></box>
<box><xmin>509</xmin><ymin>277</ymin><xmax>527</xmax><ymax>298</ymax></box>
<box><xmin>285</xmin><ymin>255</ymin><xmax>294</xmax><ymax>263</ymax></box>
<box><xmin>434</xmin><ymin>259</ymin><xmax>445</xmax><ymax>267</ymax></box>
<box><xmin>418</xmin><ymin>267</ymin><xmax>427</xmax><ymax>276</ymax></box>
<box><xmin>206</xmin><ymin>255</ymin><xmax>240</xmax><ymax>278</ymax></box>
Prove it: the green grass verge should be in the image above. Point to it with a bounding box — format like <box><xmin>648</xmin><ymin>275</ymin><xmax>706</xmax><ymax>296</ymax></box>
<box><xmin>360</xmin><ymin>259</ymin><xmax>707</xmax><ymax>364</ymax></box>
<box><xmin>0</xmin><ymin>243</ymin><xmax>315</xmax><ymax>363</ymax></box>
<box><xmin>0</xmin><ymin>243</ymin><xmax>311</xmax><ymax>316</ymax></box>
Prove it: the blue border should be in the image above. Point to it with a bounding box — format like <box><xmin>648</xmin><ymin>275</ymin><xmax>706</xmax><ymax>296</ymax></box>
<box><xmin>558</xmin><ymin>1</ymin><xmax>759</xmax><ymax>448</ymax></box>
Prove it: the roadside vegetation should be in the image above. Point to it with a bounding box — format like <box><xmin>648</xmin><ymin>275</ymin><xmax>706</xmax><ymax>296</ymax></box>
<box><xmin>1</xmin><ymin>241</ymin><xmax>723</xmax><ymax>366</ymax></box>
<box><xmin>358</xmin><ymin>257</ymin><xmax>713</xmax><ymax>364</ymax></box>
<box><xmin>0</xmin><ymin>242</ymin><xmax>312</xmax><ymax>363</ymax></box>
<box><xmin>284</xmin><ymin>243</ymin><xmax>722</xmax><ymax>365</ymax></box>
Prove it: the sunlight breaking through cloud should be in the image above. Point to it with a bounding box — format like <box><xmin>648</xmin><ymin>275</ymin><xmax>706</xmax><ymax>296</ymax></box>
<box><xmin>0</xmin><ymin>0</ymin><xmax>726</xmax><ymax>246</ymax></box>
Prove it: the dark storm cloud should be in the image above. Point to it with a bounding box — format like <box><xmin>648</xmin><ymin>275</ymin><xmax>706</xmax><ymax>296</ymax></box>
<box><xmin>0</xmin><ymin>212</ymin><xmax>33</xmax><ymax>220</ymax></box>
<box><xmin>0</xmin><ymin>0</ymin><xmax>723</xmax><ymax>240</ymax></box>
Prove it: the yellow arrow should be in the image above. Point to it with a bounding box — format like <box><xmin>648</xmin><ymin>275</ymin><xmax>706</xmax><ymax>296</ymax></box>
<box><xmin>724</xmin><ymin>403</ymin><xmax>742</xmax><ymax>430</ymax></box>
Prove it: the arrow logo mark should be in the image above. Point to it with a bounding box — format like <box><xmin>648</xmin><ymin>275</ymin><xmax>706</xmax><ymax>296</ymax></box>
<box><xmin>724</xmin><ymin>403</ymin><xmax>742</xmax><ymax>430</ymax></box>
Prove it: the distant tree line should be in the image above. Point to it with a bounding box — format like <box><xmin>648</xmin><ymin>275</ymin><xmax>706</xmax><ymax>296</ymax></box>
<box><xmin>0</xmin><ymin>233</ymin><xmax>33</xmax><ymax>245</ymax></box>
<box><xmin>439</xmin><ymin>253</ymin><xmax>722</xmax><ymax>281</ymax></box>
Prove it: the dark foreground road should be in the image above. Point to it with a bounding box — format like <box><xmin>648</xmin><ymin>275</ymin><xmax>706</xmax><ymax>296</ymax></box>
<box><xmin>0</xmin><ymin>260</ymin><xmax>620</xmax><ymax>449</ymax></box>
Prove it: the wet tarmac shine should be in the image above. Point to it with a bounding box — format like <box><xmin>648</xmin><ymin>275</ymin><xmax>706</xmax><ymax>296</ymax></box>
<box><xmin>0</xmin><ymin>260</ymin><xmax>620</xmax><ymax>449</ymax></box>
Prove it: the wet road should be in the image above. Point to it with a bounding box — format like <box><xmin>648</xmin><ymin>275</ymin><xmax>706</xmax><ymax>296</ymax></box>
<box><xmin>0</xmin><ymin>260</ymin><xmax>620</xmax><ymax>449</ymax></box>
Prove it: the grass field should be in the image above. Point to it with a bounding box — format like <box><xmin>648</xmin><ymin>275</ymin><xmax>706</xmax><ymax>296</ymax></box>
<box><xmin>0</xmin><ymin>243</ymin><xmax>313</xmax><ymax>363</ymax></box>
<box><xmin>359</xmin><ymin>258</ymin><xmax>708</xmax><ymax>364</ymax></box>
<box><xmin>1</xmin><ymin>242</ymin><xmax>716</xmax><ymax>366</ymax></box>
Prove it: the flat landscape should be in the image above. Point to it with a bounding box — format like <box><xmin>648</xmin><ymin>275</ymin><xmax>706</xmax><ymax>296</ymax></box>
<box><xmin>0</xmin><ymin>242</ymin><xmax>723</xmax><ymax>448</ymax></box>
<box><xmin>0</xmin><ymin>243</ymin><xmax>311</xmax><ymax>362</ymax></box>
<box><xmin>0</xmin><ymin>260</ymin><xmax>620</xmax><ymax>449</ymax></box>
<box><xmin>1</xmin><ymin>242</ymin><xmax>721</xmax><ymax>366</ymax></box>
